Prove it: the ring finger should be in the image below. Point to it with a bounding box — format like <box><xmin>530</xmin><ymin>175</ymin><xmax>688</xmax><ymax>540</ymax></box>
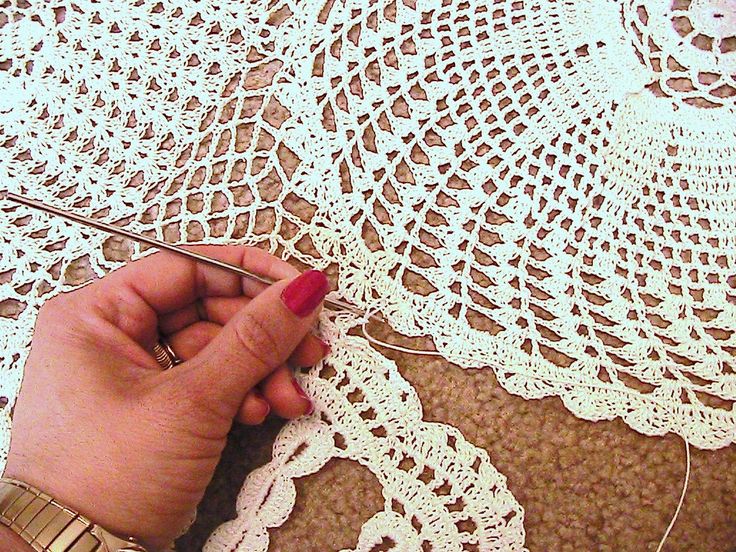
<box><xmin>158</xmin><ymin>322</ymin><xmax>325</xmax><ymax>423</ymax></box>
<box><xmin>161</xmin><ymin>321</ymin><xmax>272</xmax><ymax>425</ymax></box>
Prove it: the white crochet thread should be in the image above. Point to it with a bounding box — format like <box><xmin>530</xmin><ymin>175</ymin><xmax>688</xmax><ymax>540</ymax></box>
<box><xmin>205</xmin><ymin>314</ymin><xmax>527</xmax><ymax>552</ymax></box>
<box><xmin>2</xmin><ymin>0</ymin><xmax>734</xmax><ymax>450</ymax></box>
<box><xmin>624</xmin><ymin>0</ymin><xmax>736</xmax><ymax>107</ymax></box>
<box><xmin>0</xmin><ymin>0</ymin><xmax>735</xmax><ymax>548</ymax></box>
<box><xmin>656</xmin><ymin>439</ymin><xmax>691</xmax><ymax>552</ymax></box>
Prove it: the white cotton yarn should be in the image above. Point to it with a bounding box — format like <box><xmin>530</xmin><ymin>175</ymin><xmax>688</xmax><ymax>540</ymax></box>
<box><xmin>1</xmin><ymin>0</ymin><xmax>734</xmax><ymax>549</ymax></box>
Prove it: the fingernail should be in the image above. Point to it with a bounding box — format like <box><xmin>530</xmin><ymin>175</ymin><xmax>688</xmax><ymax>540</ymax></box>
<box><xmin>291</xmin><ymin>377</ymin><xmax>314</xmax><ymax>415</ymax></box>
<box><xmin>281</xmin><ymin>270</ymin><xmax>330</xmax><ymax>318</ymax></box>
<box><xmin>317</xmin><ymin>338</ymin><xmax>331</xmax><ymax>358</ymax></box>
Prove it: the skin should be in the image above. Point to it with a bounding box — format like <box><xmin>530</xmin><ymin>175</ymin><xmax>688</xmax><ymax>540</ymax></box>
<box><xmin>1</xmin><ymin>245</ymin><xmax>329</xmax><ymax>551</ymax></box>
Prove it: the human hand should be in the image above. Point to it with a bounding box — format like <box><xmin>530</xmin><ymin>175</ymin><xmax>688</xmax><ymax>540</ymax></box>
<box><xmin>3</xmin><ymin>245</ymin><xmax>330</xmax><ymax>550</ymax></box>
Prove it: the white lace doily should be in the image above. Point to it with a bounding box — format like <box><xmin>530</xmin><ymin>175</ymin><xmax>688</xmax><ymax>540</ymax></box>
<box><xmin>1</xmin><ymin>0</ymin><xmax>735</xmax><ymax>549</ymax></box>
<box><xmin>205</xmin><ymin>315</ymin><xmax>526</xmax><ymax>552</ymax></box>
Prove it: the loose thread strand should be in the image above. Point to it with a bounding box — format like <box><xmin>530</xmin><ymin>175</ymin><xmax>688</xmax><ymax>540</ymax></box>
<box><xmin>656</xmin><ymin>439</ymin><xmax>691</xmax><ymax>552</ymax></box>
<box><xmin>359</xmin><ymin>317</ymin><xmax>669</xmax><ymax>408</ymax></box>
<box><xmin>359</xmin><ymin>312</ymin><xmax>693</xmax><ymax>552</ymax></box>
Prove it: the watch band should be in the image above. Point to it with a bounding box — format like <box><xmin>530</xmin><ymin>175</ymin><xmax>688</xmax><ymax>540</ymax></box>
<box><xmin>0</xmin><ymin>478</ymin><xmax>147</xmax><ymax>552</ymax></box>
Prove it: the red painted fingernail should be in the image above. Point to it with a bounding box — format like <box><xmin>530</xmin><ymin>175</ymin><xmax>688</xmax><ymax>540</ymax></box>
<box><xmin>291</xmin><ymin>377</ymin><xmax>310</xmax><ymax>400</ymax></box>
<box><xmin>281</xmin><ymin>270</ymin><xmax>329</xmax><ymax>318</ymax></box>
<box><xmin>317</xmin><ymin>338</ymin><xmax>331</xmax><ymax>358</ymax></box>
<box><xmin>291</xmin><ymin>377</ymin><xmax>314</xmax><ymax>415</ymax></box>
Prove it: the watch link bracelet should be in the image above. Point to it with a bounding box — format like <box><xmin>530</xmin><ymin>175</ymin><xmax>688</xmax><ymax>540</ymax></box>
<box><xmin>0</xmin><ymin>478</ymin><xmax>148</xmax><ymax>552</ymax></box>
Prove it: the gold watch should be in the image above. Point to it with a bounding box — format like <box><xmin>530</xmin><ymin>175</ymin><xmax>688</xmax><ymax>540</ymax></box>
<box><xmin>0</xmin><ymin>478</ymin><xmax>148</xmax><ymax>552</ymax></box>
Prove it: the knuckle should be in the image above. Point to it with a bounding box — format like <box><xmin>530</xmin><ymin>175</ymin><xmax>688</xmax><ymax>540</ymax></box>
<box><xmin>232</xmin><ymin>311</ymin><xmax>282</xmax><ymax>370</ymax></box>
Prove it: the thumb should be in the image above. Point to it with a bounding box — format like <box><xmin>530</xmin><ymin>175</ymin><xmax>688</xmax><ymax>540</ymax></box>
<box><xmin>172</xmin><ymin>270</ymin><xmax>329</xmax><ymax>417</ymax></box>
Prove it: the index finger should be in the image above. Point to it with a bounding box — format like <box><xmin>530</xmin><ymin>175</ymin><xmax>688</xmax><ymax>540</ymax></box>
<box><xmin>89</xmin><ymin>244</ymin><xmax>299</xmax><ymax>316</ymax></box>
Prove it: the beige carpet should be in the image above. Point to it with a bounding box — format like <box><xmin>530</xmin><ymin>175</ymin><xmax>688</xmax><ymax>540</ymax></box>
<box><xmin>73</xmin><ymin>208</ymin><xmax>736</xmax><ymax>551</ymax></box>
<box><xmin>177</xmin><ymin>326</ymin><xmax>736</xmax><ymax>552</ymax></box>
<box><xmin>134</xmin><ymin>16</ymin><xmax>736</xmax><ymax>548</ymax></box>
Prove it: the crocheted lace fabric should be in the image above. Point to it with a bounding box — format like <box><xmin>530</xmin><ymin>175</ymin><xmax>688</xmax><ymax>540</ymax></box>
<box><xmin>0</xmin><ymin>0</ymin><xmax>734</xmax><ymax>548</ymax></box>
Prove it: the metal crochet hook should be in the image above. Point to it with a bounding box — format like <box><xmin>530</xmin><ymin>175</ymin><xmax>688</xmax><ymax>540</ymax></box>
<box><xmin>3</xmin><ymin>191</ymin><xmax>383</xmax><ymax>323</ymax></box>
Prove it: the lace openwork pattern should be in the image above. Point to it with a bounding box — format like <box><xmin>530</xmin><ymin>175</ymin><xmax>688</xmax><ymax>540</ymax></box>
<box><xmin>206</xmin><ymin>316</ymin><xmax>526</xmax><ymax>551</ymax></box>
<box><xmin>0</xmin><ymin>0</ymin><xmax>734</xmax><ymax>549</ymax></box>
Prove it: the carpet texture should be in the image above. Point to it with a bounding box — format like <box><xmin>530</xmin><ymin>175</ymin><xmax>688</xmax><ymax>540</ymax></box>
<box><xmin>103</xmin><ymin>14</ymin><xmax>736</xmax><ymax>548</ymax></box>
<box><xmin>177</xmin><ymin>328</ymin><xmax>736</xmax><ymax>552</ymax></box>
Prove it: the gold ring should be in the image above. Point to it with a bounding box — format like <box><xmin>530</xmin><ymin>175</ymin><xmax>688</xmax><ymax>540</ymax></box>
<box><xmin>153</xmin><ymin>337</ymin><xmax>182</xmax><ymax>370</ymax></box>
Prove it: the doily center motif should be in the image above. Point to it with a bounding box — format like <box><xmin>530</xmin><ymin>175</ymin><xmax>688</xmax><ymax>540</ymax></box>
<box><xmin>624</xmin><ymin>0</ymin><xmax>736</xmax><ymax>106</ymax></box>
<box><xmin>688</xmin><ymin>0</ymin><xmax>736</xmax><ymax>39</ymax></box>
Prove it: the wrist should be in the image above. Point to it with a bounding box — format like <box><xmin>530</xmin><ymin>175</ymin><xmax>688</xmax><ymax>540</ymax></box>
<box><xmin>0</xmin><ymin>523</ymin><xmax>35</xmax><ymax>551</ymax></box>
<box><xmin>4</xmin><ymin>451</ymin><xmax>161</xmax><ymax>548</ymax></box>
<box><xmin>0</xmin><ymin>477</ymin><xmax>150</xmax><ymax>552</ymax></box>
<box><xmin>4</xmin><ymin>451</ymin><xmax>189</xmax><ymax>551</ymax></box>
